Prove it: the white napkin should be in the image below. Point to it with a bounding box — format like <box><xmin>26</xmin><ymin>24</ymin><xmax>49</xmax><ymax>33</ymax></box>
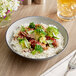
<box><xmin>41</xmin><ymin>50</ymin><xmax>76</xmax><ymax>76</ymax></box>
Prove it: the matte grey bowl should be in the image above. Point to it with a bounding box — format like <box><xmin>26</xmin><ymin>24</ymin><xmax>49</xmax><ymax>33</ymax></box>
<box><xmin>6</xmin><ymin>16</ymin><xmax>69</xmax><ymax>60</ymax></box>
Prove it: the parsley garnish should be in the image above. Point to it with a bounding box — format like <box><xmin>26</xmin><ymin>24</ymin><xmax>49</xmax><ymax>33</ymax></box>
<box><xmin>29</xmin><ymin>22</ymin><xmax>35</xmax><ymax>29</ymax></box>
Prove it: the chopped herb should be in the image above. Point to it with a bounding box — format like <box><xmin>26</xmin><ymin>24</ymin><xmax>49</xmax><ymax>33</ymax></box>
<box><xmin>31</xmin><ymin>44</ymin><xmax>43</xmax><ymax>55</ymax></box>
<box><xmin>18</xmin><ymin>37</ymin><xmax>25</xmax><ymax>48</ymax></box>
<box><xmin>35</xmin><ymin>44</ymin><xmax>43</xmax><ymax>53</ymax></box>
<box><xmin>35</xmin><ymin>27</ymin><xmax>46</xmax><ymax>36</ymax></box>
<box><xmin>29</xmin><ymin>22</ymin><xmax>35</xmax><ymax>29</ymax></box>
<box><xmin>21</xmin><ymin>26</ymin><xmax>25</xmax><ymax>32</ymax></box>
<box><xmin>18</xmin><ymin>37</ymin><xmax>25</xmax><ymax>43</ymax></box>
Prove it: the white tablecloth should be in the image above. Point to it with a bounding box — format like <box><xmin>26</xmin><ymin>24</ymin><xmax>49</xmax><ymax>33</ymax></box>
<box><xmin>41</xmin><ymin>50</ymin><xmax>76</xmax><ymax>76</ymax></box>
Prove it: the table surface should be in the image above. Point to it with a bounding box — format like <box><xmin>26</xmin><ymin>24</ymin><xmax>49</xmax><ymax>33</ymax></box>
<box><xmin>0</xmin><ymin>0</ymin><xmax>76</xmax><ymax>76</ymax></box>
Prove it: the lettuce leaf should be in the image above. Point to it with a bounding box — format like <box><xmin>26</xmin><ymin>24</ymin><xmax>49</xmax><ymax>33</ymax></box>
<box><xmin>46</xmin><ymin>26</ymin><xmax>59</xmax><ymax>37</ymax></box>
<box><xmin>31</xmin><ymin>44</ymin><xmax>43</xmax><ymax>55</ymax></box>
<box><xmin>18</xmin><ymin>37</ymin><xmax>30</xmax><ymax>48</ymax></box>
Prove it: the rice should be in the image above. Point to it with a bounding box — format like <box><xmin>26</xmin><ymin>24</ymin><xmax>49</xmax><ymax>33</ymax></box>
<box><xmin>10</xmin><ymin>23</ymin><xmax>64</xmax><ymax>59</ymax></box>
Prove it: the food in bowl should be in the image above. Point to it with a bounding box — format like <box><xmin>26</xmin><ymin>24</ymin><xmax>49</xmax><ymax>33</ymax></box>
<box><xmin>10</xmin><ymin>22</ymin><xmax>64</xmax><ymax>58</ymax></box>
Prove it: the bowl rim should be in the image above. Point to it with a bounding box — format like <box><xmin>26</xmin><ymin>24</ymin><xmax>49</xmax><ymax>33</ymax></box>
<box><xmin>6</xmin><ymin>16</ymin><xmax>69</xmax><ymax>60</ymax></box>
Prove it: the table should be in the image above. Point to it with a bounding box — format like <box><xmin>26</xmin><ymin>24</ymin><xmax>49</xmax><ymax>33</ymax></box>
<box><xmin>0</xmin><ymin>0</ymin><xmax>76</xmax><ymax>76</ymax></box>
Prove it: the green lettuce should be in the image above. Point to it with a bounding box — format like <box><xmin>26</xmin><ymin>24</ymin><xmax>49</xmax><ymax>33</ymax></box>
<box><xmin>46</xmin><ymin>26</ymin><xmax>59</xmax><ymax>37</ymax></box>
<box><xmin>18</xmin><ymin>37</ymin><xmax>30</xmax><ymax>48</ymax></box>
<box><xmin>31</xmin><ymin>44</ymin><xmax>43</xmax><ymax>55</ymax></box>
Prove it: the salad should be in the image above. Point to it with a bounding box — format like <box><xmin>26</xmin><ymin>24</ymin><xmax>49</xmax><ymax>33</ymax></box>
<box><xmin>12</xmin><ymin>22</ymin><xmax>60</xmax><ymax>55</ymax></box>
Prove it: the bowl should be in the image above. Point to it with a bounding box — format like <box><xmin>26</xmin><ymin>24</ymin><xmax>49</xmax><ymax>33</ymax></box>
<box><xmin>6</xmin><ymin>16</ymin><xmax>69</xmax><ymax>60</ymax></box>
